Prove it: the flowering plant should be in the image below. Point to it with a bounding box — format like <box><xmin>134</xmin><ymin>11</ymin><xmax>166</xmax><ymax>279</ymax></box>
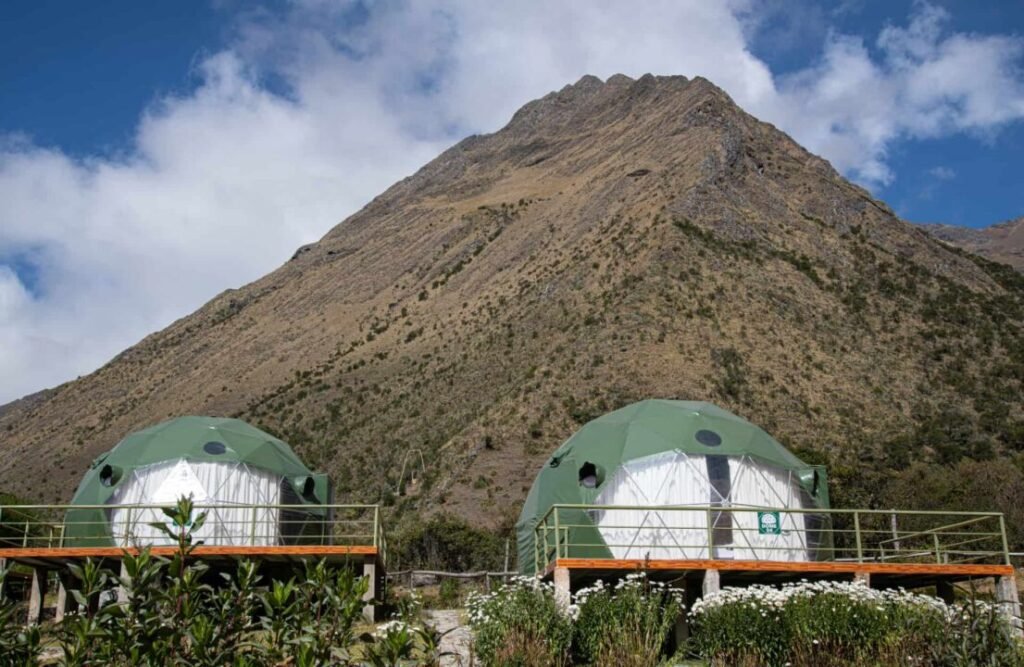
<box><xmin>571</xmin><ymin>572</ymin><xmax>685</xmax><ymax>666</ymax></box>
<box><xmin>466</xmin><ymin>576</ymin><xmax>573</xmax><ymax>666</ymax></box>
<box><xmin>690</xmin><ymin>579</ymin><xmax>1021</xmax><ymax>667</ymax></box>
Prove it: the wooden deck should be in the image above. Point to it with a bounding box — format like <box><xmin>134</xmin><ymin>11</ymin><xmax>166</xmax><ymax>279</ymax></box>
<box><xmin>0</xmin><ymin>544</ymin><xmax>380</xmax><ymax>568</ymax></box>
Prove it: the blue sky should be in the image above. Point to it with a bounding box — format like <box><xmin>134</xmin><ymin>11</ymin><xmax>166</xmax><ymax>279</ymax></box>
<box><xmin>1</xmin><ymin>2</ymin><xmax>224</xmax><ymax>157</ymax></box>
<box><xmin>742</xmin><ymin>0</ymin><xmax>1024</xmax><ymax>226</ymax></box>
<box><xmin>1</xmin><ymin>0</ymin><xmax>1023</xmax><ymax>402</ymax></box>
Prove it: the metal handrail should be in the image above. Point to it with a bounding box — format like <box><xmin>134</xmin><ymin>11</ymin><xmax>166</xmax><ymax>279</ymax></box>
<box><xmin>533</xmin><ymin>504</ymin><xmax>1009</xmax><ymax>573</ymax></box>
<box><xmin>878</xmin><ymin>515</ymin><xmax>995</xmax><ymax>546</ymax></box>
<box><xmin>0</xmin><ymin>503</ymin><xmax>385</xmax><ymax>564</ymax></box>
<box><xmin>1</xmin><ymin>503</ymin><xmax>380</xmax><ymax>511</ymax></box>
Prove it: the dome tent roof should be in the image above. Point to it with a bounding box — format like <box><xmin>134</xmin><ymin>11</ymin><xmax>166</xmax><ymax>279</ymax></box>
<box><xmin>64</xmin><ymin>416</ymin><xmax>327</xmax><ymax>547</ymax></box>
<box><xmin>515</xmin><ymin>400</ymin><xmax>828</xmax><ymax>574</ymax></box>
<box><xmin>69</xmin><ymin>416</ymin><xmax>316</xmax><ymax>506</ymax></box>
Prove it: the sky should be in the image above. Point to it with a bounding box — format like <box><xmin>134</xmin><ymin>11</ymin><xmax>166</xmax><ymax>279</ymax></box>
<box><xmin>1</xmin><ymin>0</ymin><xmax>1023</xmax><ymax>404</ymax></box>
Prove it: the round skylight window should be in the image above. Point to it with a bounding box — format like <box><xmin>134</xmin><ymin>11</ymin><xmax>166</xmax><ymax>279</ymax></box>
<box><xmin>695</xmin><ymin>429</ymin><xmax>722</xmax><ymax>447</ymax></box>
<box><xmin>203</xmin><ymin>441</ymin><xmax>227</xmax><ymax>455</ymax></box>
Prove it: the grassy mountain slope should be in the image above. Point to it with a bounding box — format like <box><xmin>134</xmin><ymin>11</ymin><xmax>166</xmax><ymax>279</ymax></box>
<box><xmin>1</xmin><ymin>75</ymin><xmax>1022</xmax><ymax>541</ymax></box>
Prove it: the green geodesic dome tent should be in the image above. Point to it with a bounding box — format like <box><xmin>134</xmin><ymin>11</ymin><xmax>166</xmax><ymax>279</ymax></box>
<box><xmin>64</xmin><ymin>416</ymin><xmax>330</xmax><ymax>547</ymax></box>
<box><xmin>516</xmin><ymin>400</ymin><xmax>830</xmax><ymax>574</ymax></box>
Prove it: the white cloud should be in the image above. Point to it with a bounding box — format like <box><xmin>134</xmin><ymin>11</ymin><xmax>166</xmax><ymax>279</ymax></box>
<box><xmin>764</xmin><ymin>4</ymin><xmax>1024</xmax><ymax>184</ymax></box>
<box><xmin>1</xmin><ymin>1</ymin><xmax>1023</xmax><ymax>402</ymax></box>
<box><xmin>929</xmin><ymin>166</ymin><xmax>956</xmax><ymax>180</ymax></box>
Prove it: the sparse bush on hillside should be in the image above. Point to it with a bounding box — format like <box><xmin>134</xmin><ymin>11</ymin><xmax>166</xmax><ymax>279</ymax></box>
<box><xmin>712</xmin><ymin>347</ymin><xmax>750</xmax><ymax>404</ymax></box>
<box><xmin>390</xmin><ymin>513</ymin><xmax>510</xmax><ymax>572</ymax></box>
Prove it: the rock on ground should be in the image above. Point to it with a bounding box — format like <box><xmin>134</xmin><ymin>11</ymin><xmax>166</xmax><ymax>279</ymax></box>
<box><xmin>424</xmin><ymin>609</ymin><xmax>472</xmax><ymax>666</ymax></box>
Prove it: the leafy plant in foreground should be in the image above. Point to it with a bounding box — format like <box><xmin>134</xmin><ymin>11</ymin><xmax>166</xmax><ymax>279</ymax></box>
<box><xmin>0</xmin><ymin>565</ymin><xmax>42</xmax><ymax>667</ymax></box>
<box><xmin>571</xmin><ymin>573</ymin><xmax>684</xmax><ymax>667</ymax></box>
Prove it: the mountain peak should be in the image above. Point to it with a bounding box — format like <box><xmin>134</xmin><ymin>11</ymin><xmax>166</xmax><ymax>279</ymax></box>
<box><xmin>0</xmin><ymin>75</ymin><xmax>1020</xmax><ymax>540</ymax></box>
<box><xmin>506</xmin><ymin>73</ymin><xmax>710</xmax><ymax>135</ymax></box>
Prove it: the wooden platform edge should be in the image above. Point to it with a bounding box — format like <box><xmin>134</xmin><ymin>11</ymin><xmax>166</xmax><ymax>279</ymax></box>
<box><xmin>0</xmin><ymin>545</ymin><xmax>378</xmax><ymax>559</ymax></box>
<box><xmin>552</xmin><ymin>558</ymin><xmax>1014</xmax><ymax>577</ymax></box>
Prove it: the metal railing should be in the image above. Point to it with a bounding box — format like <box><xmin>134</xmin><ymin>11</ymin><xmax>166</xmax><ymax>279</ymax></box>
<box><xmin>534</xmin><ymin>504</ymin><xmax>1009</xmax><ymax>574</ymax></box>
<box><xmin>0</xmin><ymin>503</ymin><xmax>386</xmax><ymax>563</ymax></box>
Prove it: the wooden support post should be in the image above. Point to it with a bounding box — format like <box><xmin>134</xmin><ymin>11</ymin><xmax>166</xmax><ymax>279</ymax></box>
<box><xmin>55</xmin><ymin>572</ymin><xmax>76</xmax><ymax>622</ymax></box>
<box><xmin>853</xmin><ymin>571</ymin><xmax>871</xmax><ymax>588</ymax></box>
<box><xmin>672</xmin><ymin>577</ymin><xmax>702</xmax><ymax>651</ymax></box>
<box><xmin>363</xmin><ymin>557</ymin><xmax>378</xmax><ymax>623</ymax></box>
<box><xmin>702</xmin><ymin>569</ymin><xmax>720</xmax><ymax>597</ymax></box>
<box><xmin>553</xmin><ymin>566</ymin><xmax>571</xmax><ymax>613</ymax></box>
<box><xmin>995</xmin><ymin>575</ymin><xmax>1022</xmax><ymax>637</ymax></box>
<box><xmin>27</xmin><ymin>567</ymin><xmax>46</xmax><ymax>625</ymax></box>
<box><xmin>936</xmin><ymin>579</ymin><xmax>955</xmax><ymax>604</ymax></box>
<box><xmin>672</xmin><ymin>611</ymin><xmax>687</xmax><ymax>651</ymax></box>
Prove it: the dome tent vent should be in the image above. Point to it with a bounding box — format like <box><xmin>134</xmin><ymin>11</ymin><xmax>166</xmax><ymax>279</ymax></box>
<box><xmin>99</xmin><ymin>464</ymin><xmax>123</xmax><ymax>487</ymax></box>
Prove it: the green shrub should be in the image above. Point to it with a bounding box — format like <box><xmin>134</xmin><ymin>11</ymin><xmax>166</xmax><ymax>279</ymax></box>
<box><xmin>467</xmin><ymin>577</ymin><xmax>573</xmax><ymax>666</ymax></box>
<box><xmin>463</xmin><ymin>575</ymin><xmax>1024</xmax><ymax>667</ymax></box>
<box><xmin>438</xmin><ymin>578</ymin><xmax>460</xmax><ymax>607</ymax></box>
<box><xmin>0</xmin><ymin>496</ymin><xmax>450</xmax><ymax>666</ymax></box>
<box><xmin>51</xmin><ymin>497</ymin><xmax>372</xmax><ymax>666</ymax></box>
<box><xmin>571</xmin><ymin>573</ymin><xmax>683</xmax><ymax>666</ymax></box>
<box><xmin>390</xmin><ymin>513</ymin><xmax>507</xmax><ymax>571</ymax></box>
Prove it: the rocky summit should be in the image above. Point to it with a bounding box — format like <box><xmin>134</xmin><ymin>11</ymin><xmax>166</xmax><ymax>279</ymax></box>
<box><xmin>923</xmin><ymin>217</ymin><xmax>1024</xmax><ymax>272</ymax></box>
<box><xmin>1</xmin><ymin>74</ymin><xmax>1022</xmax><ymax>532</ymax></box>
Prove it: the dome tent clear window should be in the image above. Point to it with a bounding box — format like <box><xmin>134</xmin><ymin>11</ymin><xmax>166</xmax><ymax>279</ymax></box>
<box><xmin>515</xmin><ymin>400</ymin><xmax>831</xmax><ymax>574</ymax></box>
<box><xmin>63</xmin><ymin>417</ymin><xmax>331</xmax><ymax>548</ymax></box>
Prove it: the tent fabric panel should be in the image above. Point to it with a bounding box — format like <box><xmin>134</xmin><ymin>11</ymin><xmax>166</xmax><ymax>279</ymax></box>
<box><xmin>107</xmin><ymin>459</ymin><xmax>283</xmax><ymax>547</ymax></box>
<box><xmin>595</xmin><ymin>451</ymin><xmax>711</xmax><ymax>559</ymax></box>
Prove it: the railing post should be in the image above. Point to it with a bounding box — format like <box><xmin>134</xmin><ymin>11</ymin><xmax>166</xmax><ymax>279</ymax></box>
<box><xmin>553</xmin><ymin>507</ymin><xmax>562</xmax><ymax>561</ymax></box>
<box><xmin>125</xmin><ymin>506</ymin><xmax>133</xmax><ymax>545</ymax></box>
<box><xmin>853</xmin><ymin>511</ymin><xmax>863</xmax><ymax>563</ymax></box>
<box><xmin>536</xmin><ymin>524</ymin><xmax>544</xmax><ymax>577</ymax></box>
<box><xmin>934</xmin><ymin>532</ymin><xmax>942</xmax><ymax>564</ymax></box>
<box><xmin>890</xmin><ymin>511</ymin><xmax>901</xmax><ymax>552</ymax></box>
<box><xmin>373</xmin><ymin>506</ymin><xmax>380</xmax><ymax>549</ymax></box>
<box><xmin>250</xmin><ymin>506</ymin><xmax>258</xmax><ymax>546</ymax></box>
<box><xmin>706</xmin><ymin>507</ymin><xmax>714</xmax><ymax>559</ymax></box>
<box><xmin>1000</xmin><ymin>514</ymin><xmax>1011</xmax><ymax>566</ymax></box>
